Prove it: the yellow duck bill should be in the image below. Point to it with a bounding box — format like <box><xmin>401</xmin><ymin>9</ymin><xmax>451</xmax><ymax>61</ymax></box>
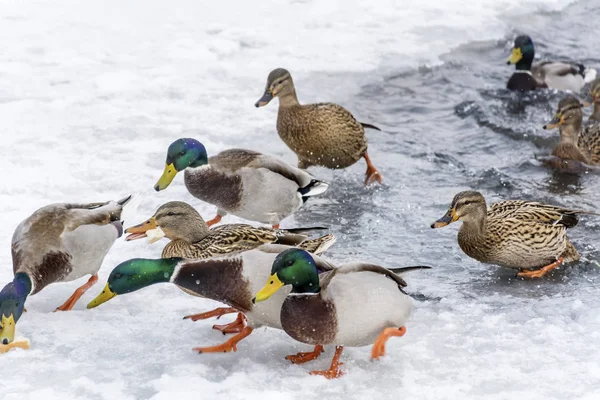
<box><xmin>507</xmin><ymin>48</ymin><xmax>522</xmax><ymax>65</ymax></box>
<box><xmin>87</xmin><ymin>284</ymin><xmax>117</xmax><ymax>309</ymax></box>
<box><xmin>252</xmin><ymin>273</ymin><xmax>284</xmax><ymax>303</ymax></box>
<box><xmin>0</xmin><ymin>314</ymin><xmax>16</xmax><ymax>345</ymax></box>
<box><xmin>154</xmin><ymin>163</ymin><xmax>177</xmax><ymax>191</ymax></box>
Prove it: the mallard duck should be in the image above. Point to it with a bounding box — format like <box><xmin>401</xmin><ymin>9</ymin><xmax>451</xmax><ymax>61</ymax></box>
<box><xmin>154</xmin><ymin>138</ymin><xmax>328</xmax><ymax>228</ymax></box>
<box><xmin>0</xmin><ymin>196</ymin><xmax>130</xmax><ymax>345</ymax></box>
<box><xmin>124</xmin><ymin>200</ymin><xmax>329</xmax><ymax>332</ymax></box>
<box><xmin>584</xmin><ymin>78</ymin><xmax>600</xmax><ymax>122</ymax></box>
<box><xmin>543</xmin><ymin>95</ymin><xmax>600</xmax><ymax>165</ymax></box>
<box><xmin>431</xmin><ymin>191</ymin><xmax>598</xmax><ymax>278</ymax></box>
<box><xmin>252</xmin><ymin>248</ymin><xmax>429</xmax><ymax>379</ymax></box>
<box><xmin>506</xmin><ymin>35</ymin><xmax>596</xmax><ymax>92</ymax></box>
<box><xmin>255</xmin><ymin>68</ymin><xmax>383</xmax><ymax>185</ymax></box>
<box><xmin>87</xmin><ymin>238</ymin><xmax>335</xmax><ymax>355</ymax></box>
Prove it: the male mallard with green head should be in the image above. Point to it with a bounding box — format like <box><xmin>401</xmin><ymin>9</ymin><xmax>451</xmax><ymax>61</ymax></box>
<box><xmin>88</xmin><ymin>239</ymin><xmax>336</xmax><ymax>355</ymax></box>
<box><xmin>253</xmin><ymin>249</ymin><xmax>429</xmax><ymax>378</ymax></box>
<box><xmin>431</xmin><ymin>191</ymin><xmax>598</xmax><ymax>278</ymax></box>
<box><xmin>255</xmin><ymin>68</ymin><xmax>383</xmax><ymax>185</ymax></box>
<box><xmin>154</xmin><ymin>138</ymin><xmax>328</xmax><ymax>229</ymax></box>
<box><xmin>0</xmin><ymin>195</ymin><xmax>130</xmax><ymax>345</ymax></box>
<box><xmin>543</xmin><ymin>95</ymin><xmax>600</xmax><ymax>166</ymax></box>
<box><xmin>506</xmin><ymin>35</ymin><xmax>596</xmax><ymax>92</ymax></box>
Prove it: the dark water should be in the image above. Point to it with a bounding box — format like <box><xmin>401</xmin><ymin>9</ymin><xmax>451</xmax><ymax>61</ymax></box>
<box><xmin>293</xmin><ymin>0</ymin><xmax>600</xmax><ymax>300</ymax></box>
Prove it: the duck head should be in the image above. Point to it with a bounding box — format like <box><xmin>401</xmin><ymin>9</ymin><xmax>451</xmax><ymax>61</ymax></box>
<box><xmin>255</xmin><ymin>68</ymin><xmax>295</xmax><ymax>107</ymax></box>
<box><xmin>87</xmin><ymin>258</ymin><xmax>182</xmax><ymax>309</ymax></box>
<box><xmin>253</xmin><ymin>248</ymin><xmax>319</xmax><ymax>303</ymax></box>
<box><xmin>125</xmin><ymin>201</ymin><xmax>208</xmax><ymax>243</ymax></box>
<box><xmin>507</xmin><ymin>35</ymin><xmax>535</xmax><ymax>70</ymax></box>
<box><xmin>0</xmin><ymin>273</ymin><xmax>31</xmax><ymax>345</ymax></box>
<box><xmin>543</xmin><ymin>95</ymin><xmax>583</xmax><ymax>131</ymax></box>
<box><xmin>154</xmin><ymin>139</ymin><xmax>208</xmax><ymax>191</ymax></box>
<box><xmin>431</xmin><ymin>191</ymin><xmax>487</xmax><ymax>228</ymax></box>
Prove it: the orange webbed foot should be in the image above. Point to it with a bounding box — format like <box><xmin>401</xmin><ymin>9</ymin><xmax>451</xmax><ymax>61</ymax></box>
<box><xmin>286</xmin><ymin>345</ymin><xmax>324</xmax><ymax>364</ymax></box>
<box><xmin>517</xmin><ymin>257</ymin><xmax>563</xmax><ymax>279</ymax></box>
<box><xmin>183</xmin><ymin>307</ymin><xmax>237</xmax><ymax>322</ymax></box>
<box><xmin>194</xmin><ymin>326</ymin><xmax>253</xmax><ymax>354</ymax></box>
<box><xmin>213</xmin><ymin>313</ymin><xmax>246</xmax><ymax>334</ymax></box>
<box><xmin>371</xmin><ymin>326</ymin><xmax>406</xmax><ymax>360</ymax></box>
<box><xmin>309</xmin><ymin>345</ymin><xmax>344</xmax><ymax>379</ymax></box>
<box><xmin>54</xmin><ymin>274</ymin><xmax>98</xmax><ymax>312</ymax></box>
<box><xmin>363</xmin><ymin>152</ymin><xmax>383</xmax><ymax>185</ymax></box>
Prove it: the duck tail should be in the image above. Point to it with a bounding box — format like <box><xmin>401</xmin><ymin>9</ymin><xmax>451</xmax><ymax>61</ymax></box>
<box><xmin>298</xmin><ymin>179</ymin><xmax>329</xmax><ymax>202</ymax></box>
<box><xmin>578</xmin><ymin>64</ymin><xmax>597</xmax><ymax>83</ymax></box>
<box><xmin>300</xmin><ymin>233</ymin><xmax>337</xmax><ymax>255</ymax></box>
<box><xmin>283</xmin><ymin>226</ymin><xmax>328</xmax><ymax>233</ymax></box>
<box><xmin>360</xmin><ymin>122</ymin><xmax>382</xmax><ymax>131</ymax></box>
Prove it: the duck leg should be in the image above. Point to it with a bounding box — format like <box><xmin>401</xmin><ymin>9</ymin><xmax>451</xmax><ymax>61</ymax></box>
<box><xmin>363</xmin><ymin>152</ymin><xmax>383</xmax><ymax>185</ymax></box>
<box><xmin>205</xmin><ymin>215</ymin><xmax>222</xmax><ymax>227</ymax></box>
<box><xmin>310</xmin><ymin>345</ymin><xmax>344</xmax><ymax>379</ymax></box>
<box><xmin>54</xmin><ymin>274</ymin><xmax>98</xmax><ymax>311</ymax></box>
<box><xmin>194</xmin><ymin>325</ymin><xmax>253</xmax><ymax>354</ymax></box>
<box><xmin>285</xmin><ymin>345</ymin><xmax>324</xmax><ymax>364</ymax></box>
<box><xmin>212</xmin><ymin>312</ymin><xmax>246</xmax><ymax>334</ymax></box>
<box><xmin>371</xmin><ymin>326</ymin><xmax>407</xmax><ymax>360</ymax></box>
<box><xmin>272</xmin><ymin>224</ymin><xmax>280</xmax><ymax>229</ymax></box>
<box><xmin>517</xmin><ymin>257</ymin><xmax>563</xmax><ymax>279</ymax></box>
<box><xmin>183</xmin><ymin>307</ymin><xmax>237</xmax><ymax>322</ymax></box>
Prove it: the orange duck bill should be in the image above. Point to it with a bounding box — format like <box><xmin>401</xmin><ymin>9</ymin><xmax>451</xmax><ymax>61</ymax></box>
<box><xmin>125</xmin><ymin>217</ymin><xmax>158</xmax><ymax>241</ymax></box>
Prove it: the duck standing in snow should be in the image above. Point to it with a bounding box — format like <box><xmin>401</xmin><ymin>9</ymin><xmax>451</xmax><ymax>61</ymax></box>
<box><xmin>253</xmin><ymin>248</ymin><xmax>429</xmax><ymax>378</ymax></box>
<box><xmin>87</xmin><ymin>238</ymin><xmax>335</xmax><ymax>355</ymax></box>
<box><xmin>154</xmin><ymin>138</ymin><xmax>328</xmax><ymax>229</ymax></box>
<box><xmin>0</xmin><ymin>196</ymin><xmax>130</xmax><ymax>345</ymax></box>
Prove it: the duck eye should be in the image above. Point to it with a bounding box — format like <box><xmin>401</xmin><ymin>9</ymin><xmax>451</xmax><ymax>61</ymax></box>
<box><xmin>286</xmin><ymin>260</ymin><xmax>294</xmax><ymax>267</ymax></box>
<box><xmin>115</xmin><ymin>273</ymin><xmax>122</xmax><ymax>279</ymax></box>
<box><xmin>166</xmin><ymin>212</ymin><xmax>176</xmax><ymax>216</ymax></box>
<box><xmin>179</xmin><ymin>151</ymin><xmax>186</xmax><ymax>156</ymax></box>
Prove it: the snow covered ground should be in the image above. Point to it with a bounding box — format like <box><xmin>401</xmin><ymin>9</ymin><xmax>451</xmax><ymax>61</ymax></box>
<box><xmin>2</xmin><ymin>0</ymin><xmax>600</xmax><ymax>399</ymax></box>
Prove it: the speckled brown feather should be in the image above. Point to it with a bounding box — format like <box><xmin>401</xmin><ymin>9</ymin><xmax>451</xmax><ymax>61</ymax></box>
<box><xmin>548</xmin><ymin>96</ymin><xmax>600</xmax><ymax>165</ymax></box>
<box><xmin>277</xmin><ymin>103</ymin><xmax>369</xmax><ymax>169</ymax></box>
<box><xmin>149</xmin><ymin>202</ymin><xmax>332</xmax><ymax>259</ymax></box>
<box><xmin>578</xmin><ymin>122</ymin><xmax>600</xmax><ymax>165</ymax></box>
<box><xmin>440</xmin><ymin>191</ymin><xmax>597</xmax><ymax>270</ymax></box>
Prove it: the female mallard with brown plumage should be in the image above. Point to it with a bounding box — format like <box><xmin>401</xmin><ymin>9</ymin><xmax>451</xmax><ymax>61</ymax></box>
<box><xmin>543</xmin><ymin>95</ymin><xmax>600</xmax><ymax>166</ymax></box>
<box><xmin>584</xmin><ymin>78</ymin><xmax>600</xmax><ymax>122</ymax></box>
<box><xmin>124</xmin><ymin>200</ymin><xmax>331</xmax><ymax>332</ymax></box>
<box><xmin>153</xmin><ymin>138</ymin><xmax>328</xmax><ymax>229</ymax></box>
<box><xmin>431</xmin><ymin>191</ymin><xmax>598</xmax><ymax>278</ymax></box>
<box><xmin>255</xmin><ymin>68</ymin><xmax>383</xmax><ymax>185</ymax></box>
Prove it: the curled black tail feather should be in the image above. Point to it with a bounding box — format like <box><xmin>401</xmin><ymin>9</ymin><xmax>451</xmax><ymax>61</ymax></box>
<box><xmin>360</xmin><ymin>122</ymin><xmax>381</xmax><ymax>131</ymax></box>
<box><xmin>283</xmin><ymin>226</ymin><xmax>328</xmax><ymax>233</ymax></box>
